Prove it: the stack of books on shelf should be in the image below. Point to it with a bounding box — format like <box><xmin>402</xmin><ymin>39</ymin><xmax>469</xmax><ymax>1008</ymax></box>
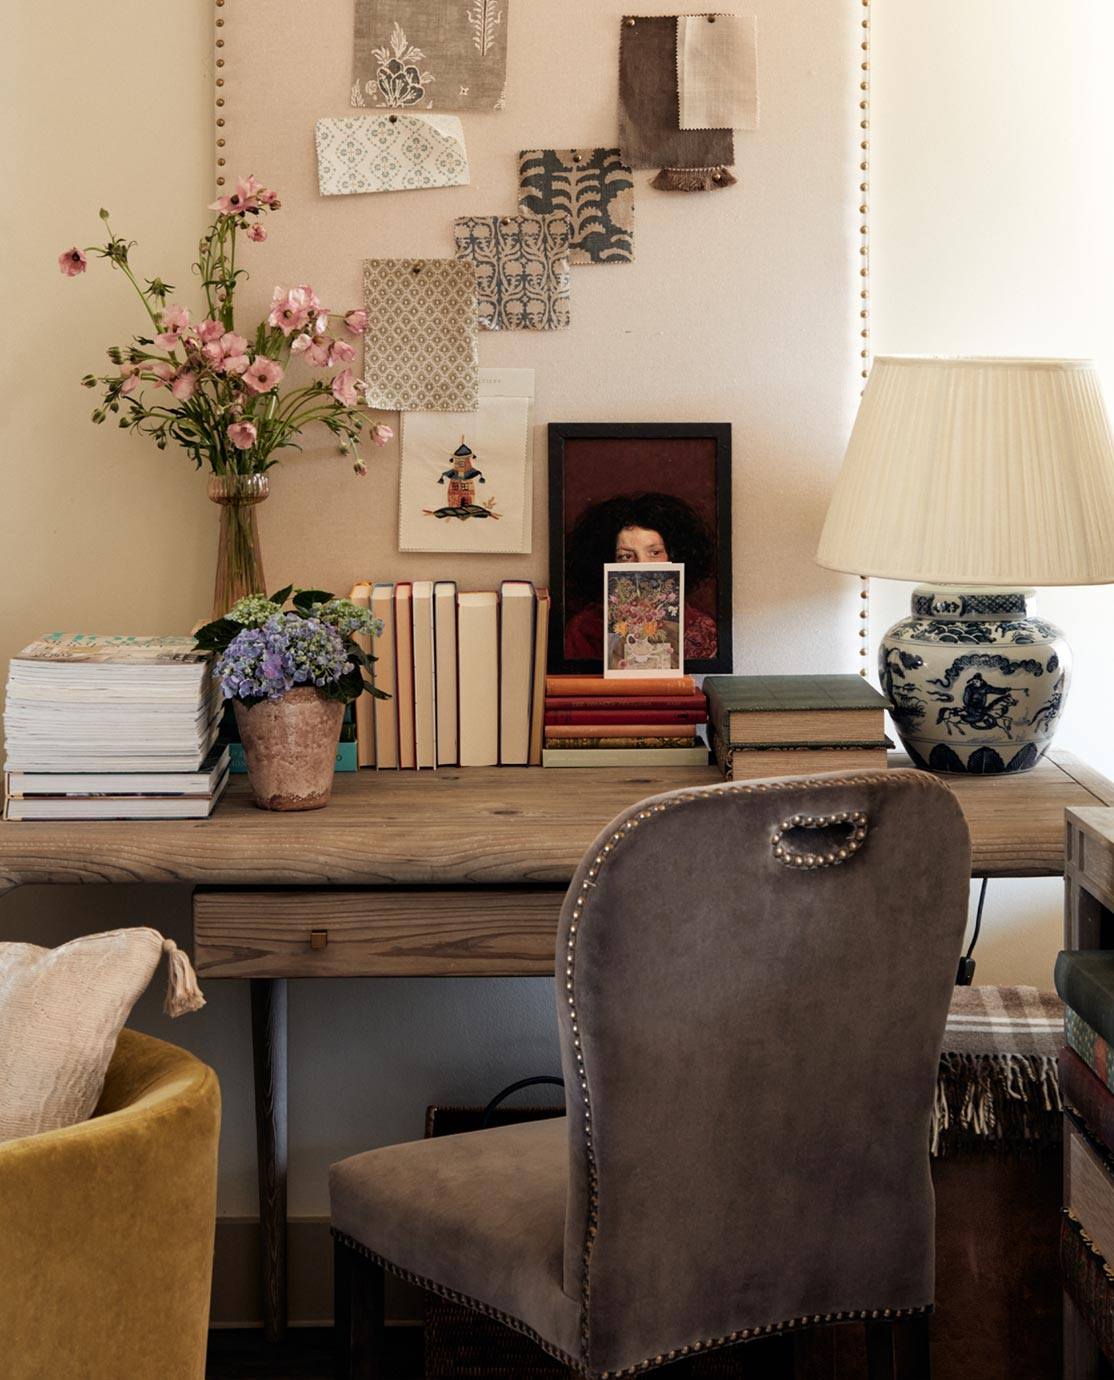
<box><xmin>2</xmin><ymin>633</ymin><xmax>227</xmax><ymax>820</ymax></box>
<box><xmin>350</xmin><ymin>579</ymin><xmax>550</xmax><ymax>768</ymax></box>
<box><xmin>1055</xmin><ymin>950</ymin><xmax>1114</xmax><ymax>1329</ymax></box>
<box><xmin>542</xmin><ymin>675</ymin><xmax>710</xmax><ymax>767</ymax></box>
<box><xmin>703</xmin><ymin>674</ymin><xmax>892</xmax><ymax>780</ymax></box>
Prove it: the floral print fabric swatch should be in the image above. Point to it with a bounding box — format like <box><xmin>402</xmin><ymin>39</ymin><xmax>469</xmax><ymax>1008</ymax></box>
<box><xmin>618</xmin><ymin>15</ymin><xmax>733</xmax><ymax>174</ymax></box>
<box><xmin>315</xmin><ymin>115</ymin><xmax>469</xmax><ymax>196</ymax></box>
<box><xmin>453</xmin><ymin>215</ymin><xmax>571</xmax><ymax>331</ymax></box>
<box><xmin>352</xmin><ymin>3</ymin><xmax>508</xmax><ymax>112</ymax></box>
<box><xmin>362</xmin><ymin>259</ymin><xmax>479</xmax><ymax>412</ymax></box>
<box><xmin>677</xmin><ymin>14</ymin><xmax>759</xmax><ymax>131</ymax></box>
<box><xmin>518</xmin><ymin>148</ymin><xmax>634</xmax><ymax>265</ymax></box>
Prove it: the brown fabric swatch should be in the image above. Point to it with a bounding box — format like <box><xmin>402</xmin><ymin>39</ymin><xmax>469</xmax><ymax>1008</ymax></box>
<box><xmin>618</xmin><ymin>15</ymin><xmax>733</xmax><ymax>172</ymax></box>
<box><xmin>352</xmin><ymin>3</ymin><xmax>508</xmax><ymax>113</ymax></box>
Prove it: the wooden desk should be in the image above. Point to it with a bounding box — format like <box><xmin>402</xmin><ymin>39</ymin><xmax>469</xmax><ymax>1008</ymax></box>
<box><xmin>3</xmin><ymin>749</ymin><xmax>1112</xmax><ymax>1341</ymax></box>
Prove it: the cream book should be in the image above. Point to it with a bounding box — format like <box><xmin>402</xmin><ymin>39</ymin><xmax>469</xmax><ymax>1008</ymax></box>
<box><xmin>457</xmin><ymin>591</ymin><xmax>499</xmax><ymax>767</ymax></box>
<box><xmin>434</xmin><ymin>581</ymin><xmax>459</xmax><ymax>766</ymax></box>
<box><xmin>499</xmin><ymin>581</ymin><xmax>535</xmax><ymax>766</ymax></box>
<box><xmin>412</xmin><ymin>581</ymin><xmax>436</xmax><ymax>769</ymax></box>
<box><xmin>394</xmin><ymin>584</ymin><xmax>416</xmax><ymax>770</ymax></box>
<box><xmin>348</xmin><ymin>580</ymin><xmax>376</xmax><ymax>767</ymax></box>
<box><xmin>528</xmin><ymin>588</ymin><xmax>550</xmax><ymax>767</ymax></box>
<box><xmin>370</xmin><ymin>583</ymin><xmax>398</xmax><ymax>769</ymax></box>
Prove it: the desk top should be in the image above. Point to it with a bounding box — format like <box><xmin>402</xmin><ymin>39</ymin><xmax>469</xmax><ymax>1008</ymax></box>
<box><xmin>1</xmin><ymin>750</ymin><xmax>1111</xmax><ymax>892</ymax></box>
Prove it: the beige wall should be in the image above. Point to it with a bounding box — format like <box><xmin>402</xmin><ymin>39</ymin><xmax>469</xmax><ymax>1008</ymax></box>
<box><xmin>2</xmin><ymin>0</ymin><xmax>861</xmax><ymax>1252</ymax></box>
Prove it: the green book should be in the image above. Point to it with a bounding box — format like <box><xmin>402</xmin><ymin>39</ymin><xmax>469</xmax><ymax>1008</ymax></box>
<box><xmin>703</xmin><ymin>675</ymin><xmax>891</xmax><ymax>747</ymax></box>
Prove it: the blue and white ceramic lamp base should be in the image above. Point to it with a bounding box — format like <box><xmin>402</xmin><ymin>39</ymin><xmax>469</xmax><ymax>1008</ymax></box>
<box><xmin>879</xmin><ymin>585</ymin><xmax>1070</xmax><ymax>775</ymax></box>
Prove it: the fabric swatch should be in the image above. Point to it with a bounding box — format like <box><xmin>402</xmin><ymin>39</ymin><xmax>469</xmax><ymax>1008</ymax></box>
<box><xmin>399</xmin><ymin>368</ymin><xmax>534</xmax><ymax>554</ymax></box>
<box><xmin>352</xmin><ymin>4</ymin><xmax>508</xmax><ymax>113</ymax></box>
<box><xmin>315</xmin><ymin>114</ymin><xmax>469</xmax><ymax>195</ymax></box>
<box><xmin>518</xmin><ymin>148</ymin><xmax>634</xmax><ymax>265</ymax></box>
<box><xmin>618</xmin><ymin>14</ymin><xmax>734</xmax><ymax>173</ymax></box>
<box><xmin>362</xmin><ymin>259</ymin><xmax>479</xmax><ymax>412</ymax></box>
<box><xmin>678</xmin><ymin>14</ymin><xmax>759</xmax><ymax>131</ymax></box>
<box><xmin>453</xmin><ymin>215</ymin><xmax>571</xmax><ymax>331</ymax></box>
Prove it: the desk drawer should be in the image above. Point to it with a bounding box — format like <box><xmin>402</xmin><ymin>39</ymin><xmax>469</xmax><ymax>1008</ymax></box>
<box><xmin>193</xmin><ymin>887</ymin><xmax>564</xmax><ymax>978</ymax></box>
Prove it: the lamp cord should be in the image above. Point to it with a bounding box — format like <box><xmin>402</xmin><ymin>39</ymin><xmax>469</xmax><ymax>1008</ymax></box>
<box><xmin>956</xmin><ymin>876</ymin><xmax>988</xmax><ymax>986</ymax></box>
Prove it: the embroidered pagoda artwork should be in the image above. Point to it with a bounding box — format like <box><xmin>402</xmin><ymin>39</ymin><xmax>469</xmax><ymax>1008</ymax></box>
<box><xmin>423</xmin><ymin>438</ymin><xmax>501</xmax><ymax>521</ymax></box>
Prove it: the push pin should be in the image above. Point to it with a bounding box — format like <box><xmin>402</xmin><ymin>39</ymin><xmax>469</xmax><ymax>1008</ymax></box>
<box><xmin>389</xmin><ymin>114</ymin><xmax>398</xmax><ymax>123</ymax></box>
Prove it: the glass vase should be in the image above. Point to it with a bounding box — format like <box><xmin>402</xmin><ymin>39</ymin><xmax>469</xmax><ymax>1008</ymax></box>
<box><xmin>208</xmin><ymin>473</ymin><xmax>269</xmax><ymax>620</ymax></box>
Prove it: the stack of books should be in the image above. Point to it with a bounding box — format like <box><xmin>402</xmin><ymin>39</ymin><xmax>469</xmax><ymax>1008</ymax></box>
<box><xmin>542</xmin><ymin>675</ymin><xmax>710</xmax><ymax>767</ymax></box>
<box><xmin>1056</xmin><ymin>951</ymin><xmax>1114</xmax><ymax>1324</ymax></box>
<box><xmin>352</xmin><ymin>580</ymin><xmax>550</xmax><ymax>768</ymax></box>
<box><xmin>2</xmin><ymin>633</ymin><xmax>227</xmax><ymax>820</ymax></box>
<box><xmin>703</xmin><ymin>674</ymin><xmax>892</xmax><ymax>780</ymax></box>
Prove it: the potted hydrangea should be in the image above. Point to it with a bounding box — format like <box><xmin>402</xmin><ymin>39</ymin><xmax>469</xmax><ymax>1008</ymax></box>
<box><xmin>195</xmin><ymin>587</ymin><xmax>387</xmax><ymax>811</ymax></box>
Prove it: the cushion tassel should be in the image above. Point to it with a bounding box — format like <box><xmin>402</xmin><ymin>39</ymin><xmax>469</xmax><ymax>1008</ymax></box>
<box><xmin>651</xmin><ymin>165</ymin><xmax>737</xmax><ymax>192</ymax></box>
<box><xmin>162</xmin><ymin>938</ymin><xmax>206</xmax><ymax>1017</ymax></box>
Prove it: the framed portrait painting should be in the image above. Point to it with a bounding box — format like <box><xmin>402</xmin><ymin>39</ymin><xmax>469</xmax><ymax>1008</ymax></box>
<box><xmin>548</xmin><ymin>423</ymin><xmax>732</xmax><ymax>674</ymax></box>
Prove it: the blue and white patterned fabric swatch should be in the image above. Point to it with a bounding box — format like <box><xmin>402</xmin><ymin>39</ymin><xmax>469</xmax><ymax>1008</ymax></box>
<box><xmin>518</xmin><ymin>148</ymin><xmax>634</xmax><ymax>265</ymax></box>
<box><xmin>315</xmin><ymin>115</ymin><xmax>469</xmax><ymax>196</ymax></box>
<box><xmin>452</xmin><ymin>214</ymin><xmax>571</xmax><ymax>331</ymax></box>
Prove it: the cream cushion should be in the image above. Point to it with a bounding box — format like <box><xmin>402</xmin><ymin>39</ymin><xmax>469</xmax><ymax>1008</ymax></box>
<box><xmin>0</xmin><ymin>927</ymin><xmax>167</xmax><ymax>1142</ymax></box>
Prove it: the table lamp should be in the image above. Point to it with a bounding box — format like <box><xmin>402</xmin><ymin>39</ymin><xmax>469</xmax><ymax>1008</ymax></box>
<box><xmin>816</xmin><ymin>356</ymin><xmax>1114</xmax><ymax>774</ymax></box>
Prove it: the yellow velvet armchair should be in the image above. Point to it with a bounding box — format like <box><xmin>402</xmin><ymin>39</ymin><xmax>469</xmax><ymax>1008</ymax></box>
<box><xmin>0</xmin><ymin>1028</ymin><xmax>220</xmax><ymax>1380</ymax></box>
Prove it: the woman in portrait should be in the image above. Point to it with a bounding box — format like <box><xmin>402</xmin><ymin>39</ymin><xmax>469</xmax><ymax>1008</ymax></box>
<box><xmin>563</xmin><ymin>491</ymin><xmax>718</xmax><ymax>662</ymax></box>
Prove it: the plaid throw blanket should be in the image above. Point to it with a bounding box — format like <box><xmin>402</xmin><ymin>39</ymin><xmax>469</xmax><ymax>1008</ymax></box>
<box><xmin>932</xmin><ymin>985</ymin><xmax>1064</xmax><ymax>1156</ymax></box>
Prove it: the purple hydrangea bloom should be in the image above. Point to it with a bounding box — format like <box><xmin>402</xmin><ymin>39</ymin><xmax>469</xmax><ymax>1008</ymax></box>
<box><xmin>215</xmin><ymin>613</ymin><xmax>352</xmax><ymax>702</ymax></box>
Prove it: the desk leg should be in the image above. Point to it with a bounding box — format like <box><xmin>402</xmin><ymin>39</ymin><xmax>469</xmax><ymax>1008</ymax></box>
<box><xmin>251</xmin><ymin>977</ymin><xmax>288</xmax><ymax>1344</ymax></box>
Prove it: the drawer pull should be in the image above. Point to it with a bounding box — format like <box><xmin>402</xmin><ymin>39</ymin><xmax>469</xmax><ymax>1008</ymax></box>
<box><xmin>309</xmin><ymin>929</ymin><xmax>328</xmax><ymax>951</ymax></box>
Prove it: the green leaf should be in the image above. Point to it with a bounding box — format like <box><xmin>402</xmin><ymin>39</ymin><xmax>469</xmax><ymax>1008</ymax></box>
<box><xmin>267</xmin><ymin>584</ymin><xmax>294</xmax><ymax>607</ymax></box>
<box><xmin>291</xmin><ymin>588</ymin><xmax>334</xmax><ymax>612</ymax></box>
<box><xmin>193</xmin><ymin>617</ymin><xmax>241</xmax><ymax>652</ymax></box>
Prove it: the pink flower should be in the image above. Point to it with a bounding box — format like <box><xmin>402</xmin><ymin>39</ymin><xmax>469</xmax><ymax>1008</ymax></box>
<box><xmin>150</xmin><ymin>361</ymin><xmax>177</xmax><ymax>384</ymax></box>
<box><xmin>267</xmin><ymin>286</ymin><xmax>314</xmax><ymax>336</ymax></box>
<box><xmin>331</xmin><ymin>369</ymin><xmax>359</xmax><ymax>407</ymax></box>
<box><xmin>303</xmin><ymin>339</ymin><xmax>331</xmax><ymax>368</ymax></box>
<box><xmin>170</xmin><ymin>370</ymin><xmax>198</xmax><ymax>401</ymax></box>
<box><xmin>58</xmin><ymin>246</ymin><xmax>87</xmax><ymax>276</ymax></box>
<box><xmin>369</xmin><ymin>423</ymin><xmax>394</xmax><ymax>447</ymax></box>
<box><xmin>201</xmin><ymin>341</ymin><xmax>224</xmax><ymax>365</ymax></box>
<box><xmin>220</xmin><ymin>332</ymin><xmax>249</xmax><ymax>358</ymax></box>
<box><xmin>242</xmin><ymin>357</ymin><xmax>284</xmax><ymax>394</ymax></box>
<box><xmin>343</xmin><ymin>309</ymin><xmax>368</xmax><ymax>336</ymax></box>
<box><xmin>246</xmin><ymin>223</ymin><xmax>267</xmax><ymax>243</ymax></box>
<box><xmin>120</xmin><ymin>372</ymin><xmax>143</xmax><ymax>396</ymax></box>
<box><xmin>228</xmin><ymin>421</ymin><xmax>258</xmax><ymax>449</ymax></box>
<box><xmin>196</xmin><ymin>318</ymin><xmax>224</xmax><ymax>343</ymax></box>
<box><xmin>155</xmin><ymin>303</ymin><xmax>190</xmax><ymax>350</ymax></box>
<box><xmin>222</xmin><ymin>353</ymin><xmax>250</xmax><ymax>376</ymax></box>
<box><xmin>290</xmin><ymin>333</ymin><xmax>313</xmax><ymax>354</ymax></box>
<box><xmin>209</xmin><ymin>174</ymin><xmax>262</xmax><ymax>216</ymax></box>
<box><xmin>328</xmin><ymin>338</ymin><xmax>356</xmax><ymax>365</ymax></box>
<box><xmin>257</xmin><ymin>187</ymin><xmax>281</xmax><ymax>208</ymax></box>
<box><xmin>313</xmin><ymin>312</ymin><xmax>329</xmax><ymax>336</ymax></box>
<box><xmin>353</xmin><ymin>456</ymin><xmax>368</xmax><ymax>477</ymax></box>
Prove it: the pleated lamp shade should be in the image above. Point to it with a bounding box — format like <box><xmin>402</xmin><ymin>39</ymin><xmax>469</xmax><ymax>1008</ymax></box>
<box><xmin>816</xmin><ymin>357</ymin><xmax>1114</xmax><ymax>585</ymax></box>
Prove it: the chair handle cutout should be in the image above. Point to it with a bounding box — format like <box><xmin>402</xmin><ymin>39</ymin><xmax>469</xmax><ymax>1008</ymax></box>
<box><xmin>771</xmin><ymin>810</ymin><xmax>869</xmax><ymax>870</ymax></box>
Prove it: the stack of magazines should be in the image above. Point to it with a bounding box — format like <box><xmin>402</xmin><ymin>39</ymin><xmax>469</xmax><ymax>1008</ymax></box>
<box><xmin>2</xmin><ymin>633</ymin><xmax>228</xmax><ymax>820</ymax></box>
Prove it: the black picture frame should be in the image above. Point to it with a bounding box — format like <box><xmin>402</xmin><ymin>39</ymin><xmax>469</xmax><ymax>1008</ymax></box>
<box><xmin>547</xmin><ymin>422</ymin><xmax>733</xmax><ymax>675</ymax></box>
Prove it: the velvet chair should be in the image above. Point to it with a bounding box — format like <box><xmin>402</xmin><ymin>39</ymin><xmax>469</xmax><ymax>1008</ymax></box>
<box><xmin>331</xmin><ymin>770</ymin><xmax>971</xmax><ymax>1379</ymax></box>
<box><xmin>0</xmin><ymin>1028</ymin><xmax>220</xmax><ymax>1380</ymax></box>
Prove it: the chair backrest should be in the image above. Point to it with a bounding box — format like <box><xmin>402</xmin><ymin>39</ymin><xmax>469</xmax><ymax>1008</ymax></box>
<box><xmin>555</xmin><ymin>770</ymin><xmax>970</xmax><ymax>1376</ymax></box>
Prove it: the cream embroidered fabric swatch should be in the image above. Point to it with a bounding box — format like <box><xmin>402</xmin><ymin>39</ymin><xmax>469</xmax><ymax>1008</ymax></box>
<box><xmin>399</xmin><ymin>369</ymin><xmax>534</xmax><ymax>554</ymax></box>
<box><xmin>518</xmin><ymin>148</ymin><xmax>635</xmax><ymax>265</ymax></box>
<box><xmin>618</xmin><ymin>15</ymin><xmax>733</xmax><ymax>173</ymax></box>
<box><xmin>315</xmin><ymin>114</ymin><xmax>469</xmax><ymax>195</ymax></box>
<box><xmin>352</xmin><ymin>4</ymin><xmax>508</xmax><ymax>112</ymax></box>
<box><xmin>362</xmin><ymin>259</ymin><xmax>479</xmax><ymax>412</ymax></box>
<box><xmin>678</xmin><ymin>15</ymin><xmax>758</xmax><ymax>131</ymax></box>
<box><xmin>453</xmin><ymin>215</ymin><xmax>571</xmax><ymax>331</ymax></box>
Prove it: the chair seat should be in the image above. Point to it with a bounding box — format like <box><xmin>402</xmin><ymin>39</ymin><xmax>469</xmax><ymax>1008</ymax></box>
<box><xmin>330</xmin><ymin>1115</ymin><xmax>581</xmax><ymax>1364</ymax></box>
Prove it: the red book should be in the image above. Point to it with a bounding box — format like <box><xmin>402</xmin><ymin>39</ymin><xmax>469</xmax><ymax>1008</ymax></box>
<box><xmin>544</xmin><ymin>708</ymin><xmax>707</xmax><ymax>726</ymax></box>
<box><xmin>544</xmin><ymin>695</ymin><xmax>707</xmax><ymax>712</ymax></box>
<box><xmin>1061</xmin><ymin>1046</ymin><xmax>1114</xmax><ymax>1156</ymax></box>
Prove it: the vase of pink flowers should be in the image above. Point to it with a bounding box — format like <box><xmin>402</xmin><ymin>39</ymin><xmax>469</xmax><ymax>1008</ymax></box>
<box><xmin>60</xmin><ymin>176</ymin><xmax>393</xmax><ymax>618</ymax></box>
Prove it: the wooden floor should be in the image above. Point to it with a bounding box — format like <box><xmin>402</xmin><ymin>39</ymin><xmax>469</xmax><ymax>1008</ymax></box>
<box><xmin>206</xmin><ymin>1326</ymin><xmax>422</xmax><ymax>1379</ymax></box>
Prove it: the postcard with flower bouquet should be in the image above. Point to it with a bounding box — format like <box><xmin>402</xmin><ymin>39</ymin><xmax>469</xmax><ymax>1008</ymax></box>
<box><xmin>603</xmin><ymin>563</ymin><xmax>685</xmax><ymax>679</ymax></box>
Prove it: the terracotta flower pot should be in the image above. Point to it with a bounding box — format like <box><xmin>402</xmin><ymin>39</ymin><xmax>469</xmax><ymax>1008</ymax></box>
<box><xmin>233</xmin><ymin>687</ymin><xmax>344</xmax><ymax>811</ymax></box>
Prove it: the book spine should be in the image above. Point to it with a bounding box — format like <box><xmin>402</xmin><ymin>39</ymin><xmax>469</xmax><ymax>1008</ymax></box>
<box><xmin>544</xmin><ymin>676</ymin><xmax>695</xmax><ymax>697</ymax></box>
<box><xmin>544</xmin><ymin>695</ymin><xmax>707</xmax><ymax>712</ymax></box>
<box><xmin>543</xmin><ymin>734</ymin><xmax>695</xmax><ymax>750</ymax></box>
<box><xmin>544</xmin><ymin>723</ymin><xmax>697</xmax><ymax>740</ymax></box>
<box><xmin>1061</xmin><ymin>1047</ymin><xmax>1114</xmax><ymax>1157</ymax></box>
<box><xmin>1056</xmin><ymin>955</ymin><xmax>1114</xmax><ymax>1051</ymax></box>
<box><xmin>545</xmin><ymin>708</ymin><xmax>706</xmax><ymax>726</ymax></box>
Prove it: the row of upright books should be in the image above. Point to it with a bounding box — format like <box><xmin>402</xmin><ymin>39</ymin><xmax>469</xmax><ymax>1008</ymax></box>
<box><xmin>541</xmin><ymin>676</ymin><xmax>709</xmax><ymax>767</ymax></box>
<box><xmin>703</xmin><ymin>674</ymin><xmax>892</xmax><ymax>780</ymax></box>
<box><xmin>2</xmin><ymin>634</ymin><xmax>228</xmax><ymax>820</ymax></box>
<box><xmin>349</xmin><ymin>580</ymin><xmax>551</xmax><ymax>768</ymax></box>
